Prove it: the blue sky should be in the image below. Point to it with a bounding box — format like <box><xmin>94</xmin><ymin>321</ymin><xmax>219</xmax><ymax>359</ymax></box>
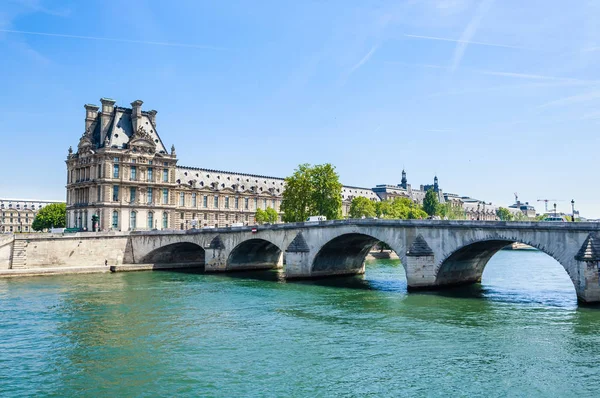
<box><xmin>1</xmin><ymin>0</ymin><xmax>599</xmax><ymax>217</ymax></box>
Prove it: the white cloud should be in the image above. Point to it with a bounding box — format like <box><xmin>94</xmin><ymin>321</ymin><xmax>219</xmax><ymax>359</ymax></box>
<box><xmin>451</xmin><ymin>0</ymin><xmax>495</xmax><ymax>71</ymax></box>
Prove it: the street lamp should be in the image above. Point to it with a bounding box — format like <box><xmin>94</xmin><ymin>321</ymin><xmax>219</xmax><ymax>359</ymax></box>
<box><xmin>571</xmin><ymin>199</ymin><xmax>575</xmax><ymax>222</ymax></box>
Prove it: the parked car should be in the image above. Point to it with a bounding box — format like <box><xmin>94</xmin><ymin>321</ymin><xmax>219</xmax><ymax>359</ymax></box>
<box><xmin>306</xmin><ymin>216</ymin><xmax>327</xmax><ymax>222</ymax></box>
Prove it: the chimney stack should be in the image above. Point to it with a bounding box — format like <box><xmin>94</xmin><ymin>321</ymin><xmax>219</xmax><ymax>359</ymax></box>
<box><xmin>84</xmin><ymin>104</ymin><xmax>99</xmax><ymax>131</ymax></box>
<box><xmin>147</xmin><ymin>109</ymin><xmax>157</xmax><ymax>126</ymax></box>
<box><xmin>99</xmin><ymin>98</ymin><xmax>116</xmax><ymax>145</ymax></box>
<box><xmin>131</xmin><ymin>100</ymin><xmax>143</xmax><ymax>132</ymax></box>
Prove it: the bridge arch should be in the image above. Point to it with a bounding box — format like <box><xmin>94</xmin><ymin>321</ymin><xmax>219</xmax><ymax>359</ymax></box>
<box><xmin>227</xmin><ymin>238</ymin><xmax>283</xmax><ymax>271</ymax></box>
<box><xmin>311</xmin><ymin>233</ymin><xmax>404</xmax><ymax>277</ymax></box>
<box><xmin>140</xmin><ymin>242</ymin><xmax>205</xmax><ymax>266</ymax></box>
<box><xmin>435</xmin><ymin>238</ymin><xmax>578</xmax><ymax>291</ymax></box>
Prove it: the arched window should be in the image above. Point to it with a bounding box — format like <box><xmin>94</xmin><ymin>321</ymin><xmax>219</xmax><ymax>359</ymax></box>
<box><xmin>130</xmin><ymin>211</ymin><xmax>137</xmax><ymax>230</ymax></box>
<box><xmin>112</xmin><ymin>211</ymin><xmax>119</xmax><ymax>229</ymax></box>
<box><xmin>148</xmin><ymin>212</ymin><xmax>154</xmax><ymax>230</ymax></box>
<box><xmin>162</xmin><ymin>212</ymin><xmax>168</xmax><ymax>229</ymax></box>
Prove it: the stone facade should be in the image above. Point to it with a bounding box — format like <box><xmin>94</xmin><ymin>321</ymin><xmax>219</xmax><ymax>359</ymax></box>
<box><xmin>0</xmin><ymin>198</ymin><xmax>63</xmax><ymax>233</ymax></box>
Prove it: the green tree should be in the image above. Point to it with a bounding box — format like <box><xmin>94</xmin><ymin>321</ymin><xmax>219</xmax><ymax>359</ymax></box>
<box><xmin>349</xmin><ymin>196</ymin><xmax>376</xmax><ymax>218</ymax></box>
<box><xmin>281</xmin><ymin>163</ymin><xmax>342</xmax><ymax>222</ymax></box>
<box><xmin>437</xmin><ymin>202</ymin><xmax>466</xmax><ymax>220</ymax></box>
<box><xmin>255</xmin><ymin>208</ymin><xmax>267</xmax><ymax>224</ymax></box>
<box><xmin>374</xmin><ymin>197</ymin><xmax>428</xmax><ymax>220</ymax></box>
<box><xmin>265</xmin><ymin>207</ymin><xmax>279</xmax><ymax>224</ymax></box>
<box><xmin>32</xmin><ymin>203</ymin><xmax>66</xmax><ymax>231</ymax></box>
<box><xmin>375</xmin><ymin>200</ymin><xmax>392</xmax><ymax>218</ymax></box>
<box><xmin>281</xmin><ymin>164</ymin><xmax>313</xmax><ymax>222</ymax></box>
<box><xmin>310</xmin><ymin>163</ymin><xmax>343</xmax><ymax>220</ymax></box>
<box><xmin>496</xmin><ymin>207</ymin><xmax>513</xmax><ymax>221</ymax></box>
<box><xmin>422</xmin><ymin>189</ymin><xmax>439</xmax><ymax>216</ymax></box>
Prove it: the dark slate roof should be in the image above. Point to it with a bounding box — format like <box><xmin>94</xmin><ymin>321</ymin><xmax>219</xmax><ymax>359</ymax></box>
<box><xmin>406</xmin><ymin>235</ymin><xmax>434</xmax><ymax>257</ymax></box>
<box><xmin>575</xmin><ymin>233</ymin><xmax>600</xmax><ymax>261</ymax></box>
<box><xmin>286</xmin><ymin>232</ymin><xmax>309</xmax><ymax>252</ymax></box>
<box><xmin>209</xmin><ymin>235</ymin><xmax>225</xmax><ymax>250</ymax></box>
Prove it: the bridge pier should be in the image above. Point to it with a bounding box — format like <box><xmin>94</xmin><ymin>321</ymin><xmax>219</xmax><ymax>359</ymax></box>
<box><xmin>575</xmin><ymin>261</ymin><xmax>600</xmax><ymax>303</ymax></box>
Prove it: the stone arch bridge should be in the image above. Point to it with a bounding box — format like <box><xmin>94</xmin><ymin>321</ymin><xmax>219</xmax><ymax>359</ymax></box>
<box><xmin>129</xmin><ymin>219</ymin><xmax>600</xmax><ymax>303</ymax></box>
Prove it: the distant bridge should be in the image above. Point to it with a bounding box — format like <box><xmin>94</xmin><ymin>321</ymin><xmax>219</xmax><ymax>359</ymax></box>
<box><xmin>126</xmin><ymin>219</ymin><xmax>600</xmax><ymax>303</ymax></box>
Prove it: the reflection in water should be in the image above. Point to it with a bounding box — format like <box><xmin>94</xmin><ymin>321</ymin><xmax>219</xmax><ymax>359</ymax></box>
<box><xmin>1</xmin><ymin>251</ymin><xmax>599</xmax><ymax>397</ymax></box>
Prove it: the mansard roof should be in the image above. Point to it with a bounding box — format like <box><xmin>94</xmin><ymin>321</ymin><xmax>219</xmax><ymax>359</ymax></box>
<box><xmin>79</xmin><ymin>101</ymin><xmax>168</xmax><ymax>155</ymax></box>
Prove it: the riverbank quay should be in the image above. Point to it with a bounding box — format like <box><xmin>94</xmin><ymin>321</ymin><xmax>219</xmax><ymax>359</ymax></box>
<box><xmin>0</xmin><ymin>262</ymin><xmax>203</xmax><ymax>278</ymax></box>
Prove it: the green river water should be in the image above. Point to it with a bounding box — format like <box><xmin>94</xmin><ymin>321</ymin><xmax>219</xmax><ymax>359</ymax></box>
<box><xmin>1</xmin><ymin>250</ymin><xmax>600</xmax><ymax>397</ymax></box>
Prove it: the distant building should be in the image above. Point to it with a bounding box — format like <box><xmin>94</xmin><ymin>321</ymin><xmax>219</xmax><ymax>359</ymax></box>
<box><xmin>0</xmin><ymin>198</ymin><xmax>63</xmax><ymax>233</ymax></box>
<box><xmin>372</xmin><ymin>170</ymin><xmax>445</xmax><ymax>205</ymax></box>
<box><xmin>509</xmin><ymin>200</ymin><xmax>536</xmax><ymax>218</ymax></box>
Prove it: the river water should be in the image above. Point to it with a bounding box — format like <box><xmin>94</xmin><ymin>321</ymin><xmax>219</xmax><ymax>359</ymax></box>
<box><xmin>1</xmin><ymin>250</ymin><xmax>600</xmax><ymax>397</ymax></box>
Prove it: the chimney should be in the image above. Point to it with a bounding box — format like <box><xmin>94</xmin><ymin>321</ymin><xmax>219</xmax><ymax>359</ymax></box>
<box><xmin>131</xmin><ymin>100</ymin><xmax>143</xmax><ymax>132</ymax></box>
<box><xmin>84</xmin><ymin>104</ymin><xmax>99</xmax><ymax>132</ymax></box>
<box><xmin>147</xmin><ymin>109</ymin><xmax>157</xmax><ymax>126</ymax></box>
<box><xmin>99</xmin><ymin>98</ymin><xmax>116</xmax><ymax>145</ymax></box>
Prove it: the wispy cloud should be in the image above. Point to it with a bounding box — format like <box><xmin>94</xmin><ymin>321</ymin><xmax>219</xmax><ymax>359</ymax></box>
<box><xmin>339</xmin><ymin>44</ymin><xmax>379</xmax><ymax>86</ymax></box>
<box><xmin>451</xmin><ymin>0</ymin><xmax>495</xmax><ymax>72</ymax></box>
<box><xmin>386</xmin><ymin>60</ymin><xmax>597</xmax><ymax>85</ymax></box>
<box><xmin>476</xmin><ymin>70</ymin><xmax>596</xmax><ymax>84</ymax></box>
<box><xmin>348</xmin><ymin>45</ymin><xmax>379</xmax><ymax>76</ymax></box>
<box><xmin>403</xmin><ymin>33</ymin><xmax>522</xmax><ymax>49</ymax></box>
<box><xmin>537</xmin><ymin>90</ymin><xmax>600</xmax><ymax>109</ymax></box>
<box><xmin>0</xmin><ymin>29</ymin><xmax>230</xmax><ymax>51</ymax></box>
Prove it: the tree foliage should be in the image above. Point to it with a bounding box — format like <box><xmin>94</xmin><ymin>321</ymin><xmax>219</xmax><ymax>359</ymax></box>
<box><xmin>349</xmin><ymin>197</ymin><xmax>376</xmax><ymax>218</ymax></box>
<box><xmin>374</xmin><ymin>197</ymin><xmax>428</xmax><ymax>220</ymax></box>
<box><xmin>437</xmin><ymin>202</ymin><xmax>466</xmax><ymax>220</ymax></box>
<box><xmin>422</xmin><ymin>189</ymin><xmax>439</xmax><ymax>216</ymax></box>
<box><xmin>32</xmin><ymin>203</ymin><xmax>66</xmax><ymax>231</ymax></box>
<box><xmin>496</xmin><ymin>207</ymin><xmax>513</xmax><ymax>221</ymax></box>
<box><xmin>281</xmin><ymin>163</ymin><xmax>342</xmax><ymax>222</ymax></box>
<box><xmin>255</xmin><ymin>207</ymin><xmax>278</xmax><ymax>224</ymax></box>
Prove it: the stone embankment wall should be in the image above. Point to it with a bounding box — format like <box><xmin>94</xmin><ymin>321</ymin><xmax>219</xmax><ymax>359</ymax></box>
<box><xmin>0</xmin><ymin>235</ymin><xmax>14</xmax><ymax>269</ymax></box>
<box><xmin>14</xmin><ymin>232</ymin><xmax>131</xmax><ymax>268</ymax></box>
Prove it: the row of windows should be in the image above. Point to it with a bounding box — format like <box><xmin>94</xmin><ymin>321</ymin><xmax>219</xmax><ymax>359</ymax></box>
<box><xmin>0</xmin><ymin>226</ymin><xmax>29</xmax><ymax>232</ymax></box>
<box><xmin>1</xmin><ymin>212</ymin><xmax>31</xmax><ymax>218</ymax></box>
<box><xmin>0</xmin><ymin>204</ymin><xmax>43</xmax><ymax>210</ymax></box>
<box><xmin>106</xmin><ymin>187</ymin><xmax>280</xmax><ymax>210</ymax></box>
<box><xmin>1</xmin><ymin>218</ymin><xmax>32</xmax><ymax>224</ymax></box>
<box><xmin>113</xmin><ymin>164</ymin><xmax>169</xmax><ymax>182</ymax></box>
<box><xmin>112</xmin><ymin>186</ymin><xmax>170</xmax><ymax>204</ymax></box>
<box><xmin>178</xmin><ymin>193</ymin><xmax>277</xmax><ymax>210</ymax></box>
<box><xmin>111</xmin><ymin>210</ymin><xmax>168</xmax><ymax>230</ymax></box>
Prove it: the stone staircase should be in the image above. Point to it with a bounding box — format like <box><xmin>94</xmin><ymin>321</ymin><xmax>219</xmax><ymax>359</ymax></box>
<box><xmin>11</xmin><ymin>240</ymin><xmax>27</xmax><ymax>269</ymax></box>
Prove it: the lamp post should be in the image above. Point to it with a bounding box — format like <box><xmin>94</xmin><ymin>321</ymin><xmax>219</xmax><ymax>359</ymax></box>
<box><xmin>571</xmin><ymin>199</ymin><xmax>575</xmax><ymax>222</ymax></box>
<box><xmin>553</xmin><ymin>203</ymin><xmax>557</xmax><ymax>218</ymax></box>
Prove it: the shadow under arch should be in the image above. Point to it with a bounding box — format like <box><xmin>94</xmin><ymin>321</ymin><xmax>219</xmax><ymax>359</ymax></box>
<box><xmin>140</xmin><ymin>242</ymin><xmax>205</xmax><ymax>266</ymax></box>
<box><xmin>227</xmin><ymin>238</ymin><xmax>283</xmax><ymax>271</ymax></box>
<box><xmin>435</xmin><ymin>239</ymin><xmax>577</xmax><ymax>293</ymax></box>
<box><xmin>311</xmin><ymin>233</ymin><xmax>403</xmax><ymax>277</ymax></box>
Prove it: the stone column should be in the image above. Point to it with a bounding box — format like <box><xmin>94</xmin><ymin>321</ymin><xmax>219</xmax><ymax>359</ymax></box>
<box><xmin>405</xmin><ymin>235</ymin><xmax>437</xmax><ymax>289</ymax></box>
<box><xmin>283</xmin><ymin>232</ymin><xmax>312</xmax><ymax>278</ymax></box>
<box><xmin>204</xmin><ymin>235</ymin><xmax>228</xmax><ymax>271</ymax></box>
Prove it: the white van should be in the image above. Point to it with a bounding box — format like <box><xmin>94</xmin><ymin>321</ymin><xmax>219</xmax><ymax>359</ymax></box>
<box><xmin>306</xmin><ymin>216</ymin><xmax>327</xmax><ymax>222</ymax></box>
<box><xmin>230</xmin><ymin>222</ymin><xmax>244</xmax><ymax>228</ymax></box>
